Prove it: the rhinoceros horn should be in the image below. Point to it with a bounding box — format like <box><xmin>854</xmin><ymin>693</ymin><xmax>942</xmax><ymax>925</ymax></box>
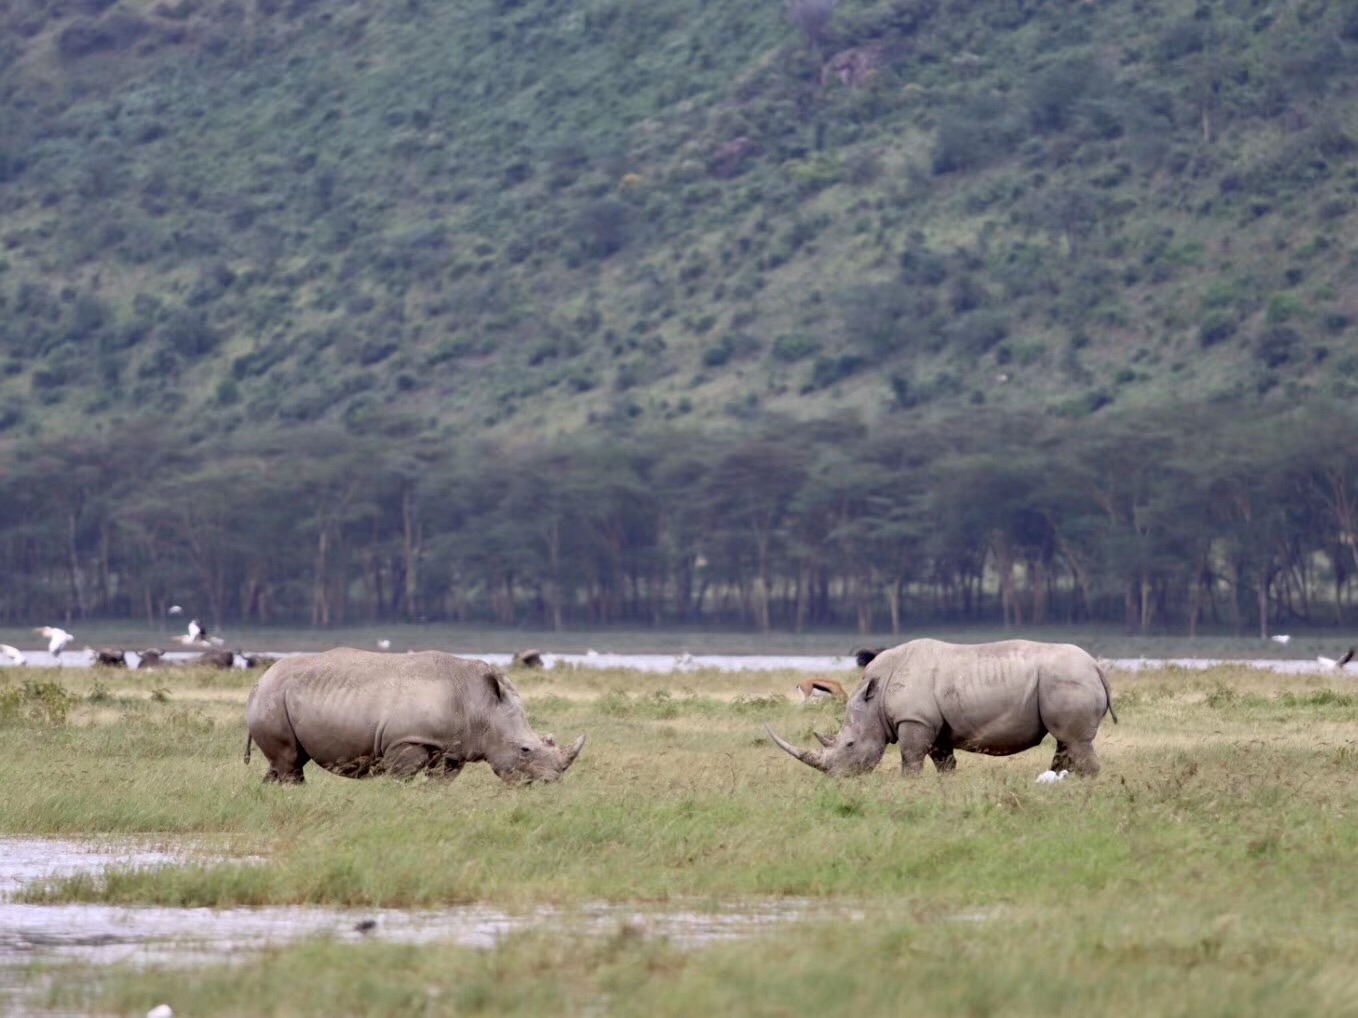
<box><xmin>764</xmin><ymin>723</ymin><xmax>827</xmax><ymax>772</ymax></box>
<box><xmin>562</xmin><ymin>734</ymin><xmax>587</xmax><ymax>770</ymax></box>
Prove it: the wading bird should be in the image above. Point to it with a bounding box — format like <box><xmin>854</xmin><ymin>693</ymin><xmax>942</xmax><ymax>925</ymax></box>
<box><xmin>175</xmin><ymin>619</ymin><xmax>225</xmax><ymax>648</ymax></box>
<box><xmin>35</xmin><ymin>626</ymin><xmax>74</xmax><ymax>656</ymax></box>
<box><xmin>1317</xmin><ymin>648</ymin><xmax>1355</xmax><ymax>671</ymax></box>
<box><xmin>1269</xmin><ymin>634</ymin><xmax>1292</xmax><ymax>645</ymax></box>
<box><xmin>0</xmin><ymin>644</ymin><xmax>26</xmax><ymax>666</ymax></box>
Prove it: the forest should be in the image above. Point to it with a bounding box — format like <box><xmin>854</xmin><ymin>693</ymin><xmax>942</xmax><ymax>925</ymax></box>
<box><xmin>3</xmin><ymin>0</ymin><xmax>1358</xmax><ymax>633</ymax></box>
<box><xmin>3</xmin><ymin>401</ymin><xmax>1357</xmax><ymax>636</ymax></box>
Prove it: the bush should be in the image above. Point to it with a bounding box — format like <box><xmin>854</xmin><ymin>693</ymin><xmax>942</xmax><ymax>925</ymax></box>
<box><xmin>575</xmin><ymin>199</ymin><xmax>630</xmax><ymax>259</ymax></box>
<box><xmin>805</xmin><ymin>354</ymin><xmax>864</xmax><ymax>391</ymax></box>
<box><xmin>770</xmin><ymin>334</ymin><xmax>820</xmax><ymax>362</ymax></box>
<box><xmin>0</xmin><ymin>681</ymin><xmax>76</xmax><ymax>726</ymax></box>
<box><xmin>1198</xmin><ymin>310</ymin><xmax>1237</xmax><ymax>348</ymax></box>
<box><xmin>1255</xmin><ymin>326</ymin><xmax>1300</xmax><ymax>368</ymax></box>
<box><xmin>947</xmin><ymin>310</ymin><xmax>1009</xmax><ymax>356</ymax></box>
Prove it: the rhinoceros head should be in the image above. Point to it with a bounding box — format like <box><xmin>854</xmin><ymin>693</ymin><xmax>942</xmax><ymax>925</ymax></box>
<box><xmin>480</xmin><ymin>671</ymin><xmax>587</xmax><ymax>784</ymax></box>
<box><xmin>765</xmin><ymin>675</ymin><xmax>889</xmax><ymax>777</ymax></box>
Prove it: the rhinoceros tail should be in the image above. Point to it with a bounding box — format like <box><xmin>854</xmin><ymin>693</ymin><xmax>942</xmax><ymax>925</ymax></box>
<box><xmin>1096</xmin><ymin>662</ymin><xmax>1118</xmax><ymax>724</ymax></box>
<box><xmin>244</xmin><ymin>730</ymin><xmax>252</xmax><ymax>764</ymax></box>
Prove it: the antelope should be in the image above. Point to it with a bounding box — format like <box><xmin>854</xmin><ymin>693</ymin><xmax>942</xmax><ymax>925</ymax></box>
<box><xmin>796</xmin><ymin>677</ymin><xmax>848</xmax><ymax>703</ymax></box>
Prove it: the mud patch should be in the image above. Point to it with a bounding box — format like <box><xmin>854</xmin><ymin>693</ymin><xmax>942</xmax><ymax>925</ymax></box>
<box><xmin>0</xmin><ymin>838</ymin><xmax>865</xmax><ymax>1013</ymax></box>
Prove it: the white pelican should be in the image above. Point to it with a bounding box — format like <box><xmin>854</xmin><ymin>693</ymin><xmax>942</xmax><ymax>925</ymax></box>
<box><xmin>1317</xmin><ymin>648</ymin><xmax>1355</xmax><ymax>671</ymax></box>
<box><xmin>0</xmin><ymin>644</ymin><xmax>26</xmax><ymax>666</ymax></box>
<box><xmin>35</xmin><ymin>626</ymin><xmax>74</xmax><ymax>656</ymax></box>
<box><xmin>1269</xmin><ymin>634</ymin><xmax>1291</xmax><ymax>645</ymax></box>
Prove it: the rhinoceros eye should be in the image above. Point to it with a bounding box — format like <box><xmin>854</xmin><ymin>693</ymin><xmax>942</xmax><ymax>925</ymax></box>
<box><xmin>520</xmin><ymin>745</ymin><xmax>532</xmax><ymax>755</ymax></box>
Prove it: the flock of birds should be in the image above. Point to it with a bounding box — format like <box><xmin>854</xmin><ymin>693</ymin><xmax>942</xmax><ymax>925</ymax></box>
<box><xmin>1268</xmin><ymin>634</ymin><xmax>1357</xmax><ymax>671</ymax></box>
<box><xmin>0</xmin><ymin>614</ymin><xmax>232</xmax><ymax>668</ymax></box>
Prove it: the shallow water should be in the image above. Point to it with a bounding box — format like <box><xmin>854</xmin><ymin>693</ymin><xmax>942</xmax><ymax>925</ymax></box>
<box><xmin>0</xmin><ymin>838</ymin><xmax>864</xmax><ymax>1014</ymax></box>
<box><xmin>8</xmin><ymin>647</ymin><xmax>1356</xmax><ymax>676</ymax></box>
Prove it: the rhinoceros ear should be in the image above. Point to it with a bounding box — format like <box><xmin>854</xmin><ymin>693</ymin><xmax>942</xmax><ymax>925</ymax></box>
<box><xmin>860</xmin><ymin>676</ymin><xmax>880</xmax><ymax>702</ymax></box>
<box><xmin>482</xmin><ymin>670</ymin><xmax>508</xmax><ymax>702</ymax></box>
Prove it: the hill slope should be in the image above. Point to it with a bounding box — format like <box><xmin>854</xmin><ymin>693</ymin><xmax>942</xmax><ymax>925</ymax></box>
<box><xmin>2</xmin><ymin>0</ymin><xmax>1357</xmax><ymax>444</ymax></box>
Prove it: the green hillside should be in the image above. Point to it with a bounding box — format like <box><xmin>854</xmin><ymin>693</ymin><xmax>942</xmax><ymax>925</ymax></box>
<box><xmin>3</xmin><ymin>0</ymin><xmax>1358</xmax><ymax>630</ymax></box>
<box><xmin>3</xmin><ymin>0</ymin><xmax>1356</xmax><ymax>439</ymax></box>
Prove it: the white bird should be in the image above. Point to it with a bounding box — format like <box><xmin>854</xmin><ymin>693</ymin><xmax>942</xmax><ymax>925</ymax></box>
<box><xmin>0</xmin><ymin>643</ymin><xmax>26</xmax><ymax>666</ymax></box>
<box><xmin>1317</xmin><ymin>648</ymin><xmax>1356</xmax><ymax>671</ymax></box>
<box><xmin>147</xmin><ymin>1005</ymin><xmax>174</xmax><ymax>1018</ymax></box>
<box><xmin>1035</xmin><ymin>769</ymin><xmax>1069</xmax><ymax>784</ymax></box>
<box><xmin>188</xmin><ymin>618</ymin><xmax>205</xmax><ymax>641</ymax></box>
<box><xmin>1269</xmin><ymin>634</ymin><xmax>1292</xmax><ymax>645</ymax></box>
<box><xmin>377</xmin><ymin>639</ymin><xmax>391</xmax><ymax>650</ymax></box>
<box><xmin>167</xmin><ymin>605</ymin><xmax>184</xmax><ymax>616</ymax></box>
<box><xmin>35</xmin><ymin>626</ymin><xmax>74</xmax><ymax>656</ymax></box>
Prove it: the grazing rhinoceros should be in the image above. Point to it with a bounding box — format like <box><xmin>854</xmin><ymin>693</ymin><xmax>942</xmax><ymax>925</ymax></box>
<box><xmin>766</xmin><ymin>638</ymin><xmax>1116</xmax><ymax>778</ymax></box>
<box><xmin>244</xmin><ymin>648</ymin><xmax>585</xmax><ymax>784</ymax></box>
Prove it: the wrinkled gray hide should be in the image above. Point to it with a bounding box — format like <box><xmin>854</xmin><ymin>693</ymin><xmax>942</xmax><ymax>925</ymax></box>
<box><xmin>766</xmin><ymin>639</ymin><xmax>1116</xmax><ymax>778</ymax></box>
<box><xmin>245</xmin><ymin>648</ymin><xmax>585</xmax><ymax>785</ymax></box>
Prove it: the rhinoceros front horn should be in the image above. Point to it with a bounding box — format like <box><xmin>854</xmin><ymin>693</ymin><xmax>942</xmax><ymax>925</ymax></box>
<box><xmin>562</xmin><ymin>734</ymin><xmax>587</xmax><ymax>770</ymax></box>
<box><xmin>764</xmin><ymin>723</ymin><xmax>827</xmax><ymax>772</ymax></box>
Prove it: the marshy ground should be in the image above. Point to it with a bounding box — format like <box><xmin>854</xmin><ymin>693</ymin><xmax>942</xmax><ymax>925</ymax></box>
<box><xmin>2</xmin><ymin>660</ymin><xmax>1357</xmax><ymax>1016</ymax></box>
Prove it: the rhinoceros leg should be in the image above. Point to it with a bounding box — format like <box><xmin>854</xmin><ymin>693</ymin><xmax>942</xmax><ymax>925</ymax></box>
<box><xmin>383</xmin><ymin>739</ymin><xmax>449</xmax><ymax>779</ymax></box>
<box><xmin>897</xmin><ymin>721</ymin><xmax>936</xmax><ymax>775</ymax></box>
<box><xmin>1049</xmin><ymin>742</ymin><xmax>1072</xmax><ymax>773</ymax></box>
<box><xmin>929</xmin><ymin>727</ymin><xmax>957</xmax><ymax>773</ymax></box>
<box><xmin>1064</xmin><ymin>740</ymin><xmax>1101</xmax><ymax>777</ymax></box>
<box><xmin>260</xmin><ymin>742</ymin><xmax>308</xmax><ymax>784</ymax></box>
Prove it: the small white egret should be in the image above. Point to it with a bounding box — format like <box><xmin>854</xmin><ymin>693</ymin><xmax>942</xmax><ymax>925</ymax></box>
<box><xmin>0</xmin><ymin>643</ymin><xmax>26</xmax><ymax>666</ymax></box>
<box><xmin>377</xmin><ymin>639</ymin><xmax>391</xmax><ymax>650</ymax></box>
<box><xmin>167</xmin><ymin>605</ymin><xmax>184</xmax><ymax>616</ymax></box>
<box><xmin>1317</xmin><ymin>648</ymin><xmax>1356</xmax><ymax>671</ymax></box>
<box><xmin>35</xmin><ymin>626</ymin><xmax>74</xmax><ymax>656</ymax></box>
<box><xmin>146</xmin><ymin>1005</ymin><xmax>174</xmax><ymax>1018</ymax></box>
<box><xmin>1269</xmin><ymin>634</ymin><xmax>1292</xmax><ymax>645</ymax></box>
<box><xmin>1035</xmin><ymin>770</ymin><xmax>1069</xmax><ymax>784</ymax></box>
<box><xmin>188</xmin><ymin>618</ymin><xmax>205</xmax><ymax>641</ymax></box>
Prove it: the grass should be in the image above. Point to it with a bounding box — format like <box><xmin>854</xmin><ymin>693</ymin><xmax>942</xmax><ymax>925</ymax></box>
<box><xmin>4</xmin><ymin>660</ymin><xmax>1358</xmax><ymax>1015</ymax></box>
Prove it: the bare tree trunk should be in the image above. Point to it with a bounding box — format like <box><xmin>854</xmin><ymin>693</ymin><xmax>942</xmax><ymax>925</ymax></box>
<box><xmin>884</xmin><ymin>576</ymin><xmax>902</xmax><ymax>635</ymax></box>
<box><xmin>67</xmin><ymin>510</ymin><xmax>87</xmax><ymax>621</ymax></box>
<box><xmin>312</xmin><ymin>526</ymin><xmax>330</xmax><ymax>626</ymax></box>
<box><xmin>402</xmin><ymin>487</ymin><xmax>421</xmax><ymax>621</ymax></box>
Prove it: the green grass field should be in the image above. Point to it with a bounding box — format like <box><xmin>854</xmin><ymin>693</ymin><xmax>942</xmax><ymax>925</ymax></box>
<box><xmin>3</xmin><ymin>660</ymin><xmax>1358</xmax><ymax>1016</ymax></box>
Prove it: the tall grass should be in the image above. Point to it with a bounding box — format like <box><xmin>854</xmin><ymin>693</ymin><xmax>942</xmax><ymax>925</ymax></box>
<box><xmin>5</xmin><ymin>662</ymin><xmax>1358</xmax><ymax>1014</ymax></box>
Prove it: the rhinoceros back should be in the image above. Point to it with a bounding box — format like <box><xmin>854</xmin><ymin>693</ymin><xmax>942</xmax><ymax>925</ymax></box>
<box><xmin>249</xmin><ymin>649</ymin><xmax>498</xmax><ymax>770</ymax></box>
<box><xmin>881</xmin><ymin>639</ymin><xmax>1104</xmax><ymax>753</ymax></box>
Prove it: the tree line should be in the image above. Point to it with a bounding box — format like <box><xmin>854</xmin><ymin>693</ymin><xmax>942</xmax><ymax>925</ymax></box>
<box><xmin>2</xmin><ymin>403</ymin><xmax>1356</xmax><ymax>636</ymax></box>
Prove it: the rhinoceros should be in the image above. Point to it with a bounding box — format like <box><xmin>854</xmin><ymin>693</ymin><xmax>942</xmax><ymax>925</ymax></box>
<box><xmin>765</xmin><ymin>638</ymin><xmax>1116</xmax><ymax>777</ymax></box>
<box><xmin>244</xmin><ymin>648</ymin><xmax>585</xmax><ymax>784</ymax></box>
